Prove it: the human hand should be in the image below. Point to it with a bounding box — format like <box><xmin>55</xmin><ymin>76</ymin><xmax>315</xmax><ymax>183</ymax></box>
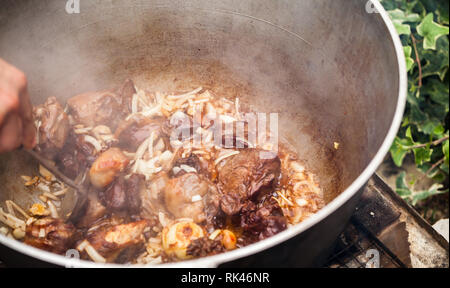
<box><xmin>0</xmin><ymin>58</ymin><xmax>36</xmax><ymax>153</ymax></box>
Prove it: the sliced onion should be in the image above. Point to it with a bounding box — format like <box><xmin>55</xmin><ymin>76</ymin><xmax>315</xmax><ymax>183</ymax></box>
<box><xmin>214</xmin><ymin>150</ymin><xmax>240</xmax><ymax>165</ymax></box>
<box><xmin>167</xmin><ymin>87</ymin><xmax>202</xmax><ymax>100</ymax></box>
<box><xmin>295</xmin><ymin>198</ymin><xmax>309</xmax><ymax>207</ymax></box>
<box><xmin>131</xmin><ymin>92</ymin><xmax>139</xmax><ymax>114</ymax></box>
<box><xmin>135</xmin><ymin>138</ymin><xmax>150</xmax><ymax>160</ymax></box>
<box><xmin>208</xmin><ymin>229</ymin><xmax>222</xmax><ymax>240</ymax></box>
<box><xmin>180</xmin><ymin>165</ymin><xmax>197</xmax><ymax>174</ymax></box>
<box><xmin>84</xmin><ymin>135</ymin><xmax>102</xmax><ymax>152</ymax></box>
<box><xmin>38</xmin><ymin>228</ymin><xmax>46</xmax><ymax>238</ymax></box>
<box><xmin>191</xmin><ymin>195</ymin><xmax>202</xmax><ymax>202</ymax></box>
<box><xmin>0</xmin><ymin>208</ymin><xmax>26</xmax><ymax>230</ymax></box>
<box><xmin>158</xmin><ymin>212</ymin><xmax>168</xmax><ymax>227</ymax></box>
<box><xmin>85</xmin><ymin>243</ymin><xmax>107</xmax><ymax>263</ymax></box>
<box><xmin>219</xmin><ymin>115</ymin><xmax>237</xmax><ymax>124</ymax></box>
<box><xmin>47</xmin><ymin>201</ymin><xmax>59</xmax><ymax>218</ymax></box>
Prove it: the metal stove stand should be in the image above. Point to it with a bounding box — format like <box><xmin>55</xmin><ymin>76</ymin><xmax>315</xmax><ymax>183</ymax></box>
<box><xmin>325</xmin><ymin>175</ymin><xmax>448</xmax><ymax>268</ymax></box>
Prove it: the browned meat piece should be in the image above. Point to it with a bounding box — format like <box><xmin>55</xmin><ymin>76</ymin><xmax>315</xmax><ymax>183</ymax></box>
<box><xmin>141</xmin><ymin>172</ymin><xmax>169</xmax><ymax>218</ymax></box>
<box><xmin>33</xmin><ymin>97</ymin><xmax>70</xmax><ymax>159</ymax></box>
<box><xmin>203</xmin><ymin>186</ymin><xmax>221</xmax><ymax>230</ymax></box>
<box><xmin>207</xmin><ymin>113</ymin><xmax>257</xmax><ymax>149</ymax></box>
<box><xmin>220</xmin><ymin>119</ymin><xmax>255</xmax><ymax>149</ymax></box>
<box><xmin>89</xmin><ymin>147</ymin><xmax>129</xmax><ymax>189</ymax></box>
<box><xmin>217</xmin><ymin>149</ymin><xmax>281</xmax><ymax>215</ymax></box>
<box><xmin>67</xmin><ymin>79</ymin><xmax>136</xmax><ymax>130</ymax></box>
<box><xmin>84</xmin><ymin>220</ymin><xmax>148</xmax><ymax>263</ymax></box>
<box><xmin>24</xmin><ymin>217</ymin><xmax>77</xmax><ymax>254</ymax></box>
<box><xmin>100</xmin><ymin>173</ymin><xmax>143</xmax><ymax>214</ymax></box>
<box><xmin>114</xmin><ymin>116</ymin><xmax>166</xmax><ymax>151</ymax></box>
<box><xmin>240</xmin><ymin>198</ymin><xmax>287</xmax><ymax>242</ymax></box>
<box><xmin>102</xmin><ymin>175</ymin><xmax>126</xmax><ymax>211</ymax></box>
<box><xmin>55</xmin><ymin>131</ymin><xmax>98</xmax><ymax>179</ymax></box>
<box><xmin>74</xmin><ymin>190</ymin><xmax>107</xmax><ymax>228</ymax></box>
<box><xmin>57</xmin><ymin>152</ymin><xmax>84</xmax><ymax>180</ymax></box>
<box><xmin>68</xmin><ymin>90</ymin><xmax>122</xmax><ymax>129</ymax></box>
<box><xmin>172</xmin><ymin>153</ymin><xmax>207</xmax><ymax>177</ymax></box>
<box><xmin>186</xmin><ymin>236</ymin><xmax>226</xmax><ymax>258</ymax></box>
<box><xmin>126</xmin><ymin>174</ymin><xmax>144</xmax><ymax>214</ymax></box>
<box><xmin>166</xmin><ymin>111</ymin><xmax>193</xmax><ymax>143</ymax></box>
<box><xmin>164</xmin><ymin>173</ymin><xmax>219</xmax><ymax>223</ymax></box>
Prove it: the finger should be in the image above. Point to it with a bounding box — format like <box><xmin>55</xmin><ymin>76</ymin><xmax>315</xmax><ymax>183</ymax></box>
<box><xmin>22</xmin><ymin>118</ymin><xmax>37</xmax><ymax>149</ymax></box>
<box><xmin>0</xmin><ymin>112</ymin><xmax>23</xmax><ymax>153</ymax></box>
<box><xmin>0</xmin><ymin>89</ymin><xmax>19</xmax><ymax>124</ymax></box>
<box><xmin>18</xmin><ymin>86</ymin><xmax>36</xmax><ymax>149</ymax></box>
<box><xmin>0</xmin><ymin>59</ymin><xmax>24</xmax><ymax>123</ymax></box>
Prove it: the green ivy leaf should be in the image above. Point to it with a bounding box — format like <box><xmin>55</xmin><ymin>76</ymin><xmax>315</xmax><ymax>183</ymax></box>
<box><xmin>389</xmin><ymin>9</ymin><xmax>421</xmax><ymax>35</ymax></box>
<box><xmin>389</xmin><ymin>9</ymin><xmax>422</xmax><ymax>23</ymax></box>
<box><xmin>395</xmin><ymin>22</ymin><xmax>412</xmax><ymax>35</ymax></box>
<box><xmin>396</xmin><ymin>172</ymin><xmax>413</xmax><ymax>197</ymax></box>
<box><xmin>420</xmin><ymin>0</ymin><xmax>450</xmax><ymax>25</ymax></box>
<box><xmin>420</xmin><ymin>37</ymin><xmax>449</xmax><ymax>80</ymax></box>
<box><xmin>383</xmin><ymin>0</ymin><xmax>449</xmax><ymax>206</ymax></box>
<box><xmin>443</xmin><ymin>139</ymin><xmax>449</xmax><ymax>165</ymax></box>
<box><xmin>413</xmin><ymin>147</ymin><xmax>433</xmax><ymax>166</ymax></box>
<box><xmin>390</xmin><ymin>127</ymin><xmax>415</xmax><ymax>166</ymax></box>
<box><xmin>418</xmin><ymin>118</ymin><xmax>441</xmax><ymax>135</ymax></box>
<box><xmin>433</xmin><ymin>124</ymin><xmax>445</xmax><ymax>136</ymax></box>
<box><xmin>404</xmin><ymin>46</ymin><xmax>415</xmax><ymax>72</ymax></box>
<box><xmin>412</xmin><ymin>184</ymin><xmax>447</xmax><ymax>205</ymax></box>
<box><xmin>416</xmin><ymin>13</ymin><xmax>449</xmax><ymax>50</ymax></box>
<box><xmin>408</xmin><ymin>97</ymin><xmax>428</xmax><ymax>122</ymax></box>
<box><xmin>396</xmin><ymin>173</ymin><xmax>447</xmax><ymax>205</ymax></box>
<box><xmin>423</xmin><ymin>99</ymin><xmax>449</xmax><ymax>120</ymax></box>
<box><xmin>422</xmin><ymin>78</ymin><xmax>450</xmax><ymax>112</ymax></box>
<box><xmin>391</xmin><ymin>139</ymin><xmax>409</xmax><ymax>167</ymax></box>
<box><xmin>436</xmin><ymin>3</ymin><xmax>449</xmax><ymax>25</ymax></box>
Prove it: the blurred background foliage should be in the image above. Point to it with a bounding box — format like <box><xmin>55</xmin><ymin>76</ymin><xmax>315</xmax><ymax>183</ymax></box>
<box><xmin>380</xmin><ymin>0</ymin><xmax>449</xmax><ymax>223</ymax></box>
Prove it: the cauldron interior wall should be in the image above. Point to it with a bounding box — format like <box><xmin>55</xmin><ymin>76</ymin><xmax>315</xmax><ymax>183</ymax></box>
<box><xmin>0</xmin><ymin>0</ymin><xmax>399</xmax><ymax>202</ymax></box>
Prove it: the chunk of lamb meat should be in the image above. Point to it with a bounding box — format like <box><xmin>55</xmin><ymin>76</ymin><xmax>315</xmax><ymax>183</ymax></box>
<box><xmin>33</xmin><ymin>97</ymin><xmax>70</xmax><ymax>159</ymax></box>
<box><xmin>83</xmin><ymin>220</ymin><xmax>148</xmax><ymax>263</ymax></box>
<box><xmin>171</xmin><ymin>153</ymin><xmax>209</xmax><ymax>177</ymax></box>
<box><xmin>217</xmin><ymin>149</ymin><xmax>281</xmax><ymax>215</ymax></box>
<box><xmin>239</xmin><ymin>197</ymin><xmax>287</xmax><ymax>242</ymax></box>
<box><xmin>125</xmin><ymin>174</ymin><xmax>144</xmax><ymax>214</ymax></box>
<box><xmin>25</xmin><ymin>217</ymin><xmax>77</xmax><ymax>254</ymax></box>
<box><xmin>168</xmin><ymin>111</ymin><xmax>193</xmax><ymax>143</ymax></box>
<box><xmin>164</xmin><ymin>173</ymin><xmax>220</xmax><ymax>224</ymax></box>
<box><xmin>114</xmin><ymin>115</ymin><xmax>167</xmax><ymax>151</ymax></box>
<box><xmin>74</xmin><ymin>189</ymin><xmax>107</xmax><ymax>228</ymax></box>
<box><xmin>140</xmin><ymin>172</ymin><xmax>169</xmax><ymax>219</ymax></box>
<box><xmin>67</xmin><ymin>79</ymin><xmax>136</xmax><ymax>130</ymax></box>
<box><xmin>186</xmin><ymin>237</ymin><xmax>226</xmax><ymax>258</ymax></box>
<box><xmin>56</xmin><ymin>131</ymin><xmax>97</xmax><ymax>179</ymax></box>
<box><xmin>89</xmin><ymin>147</ymin><xmax>129</xmax><ymax>189</ymax></box>
<box><xmin>100</xmin><ymin>173</ymin><xmax>144</xmax><ymax>214</ymax></box>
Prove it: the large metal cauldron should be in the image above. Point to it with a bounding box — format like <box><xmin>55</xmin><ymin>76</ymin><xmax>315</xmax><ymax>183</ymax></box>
<box><xmin>0</xmin><ymin>0</ymin><xmax>406</xmax><ymax>267</ymax></box>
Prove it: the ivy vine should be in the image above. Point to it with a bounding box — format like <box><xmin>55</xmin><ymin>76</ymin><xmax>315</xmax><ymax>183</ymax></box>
<box><xmin>381</xmin><ymin>0</ymin><xmax>449</xmax><ymax>205</ymax></box>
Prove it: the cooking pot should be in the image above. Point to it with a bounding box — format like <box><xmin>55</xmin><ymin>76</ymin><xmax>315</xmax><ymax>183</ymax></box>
<box><xmin>0</xmin><ymin>0</ymin><xmax>406</xmax><ymax>267</ymax></box>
